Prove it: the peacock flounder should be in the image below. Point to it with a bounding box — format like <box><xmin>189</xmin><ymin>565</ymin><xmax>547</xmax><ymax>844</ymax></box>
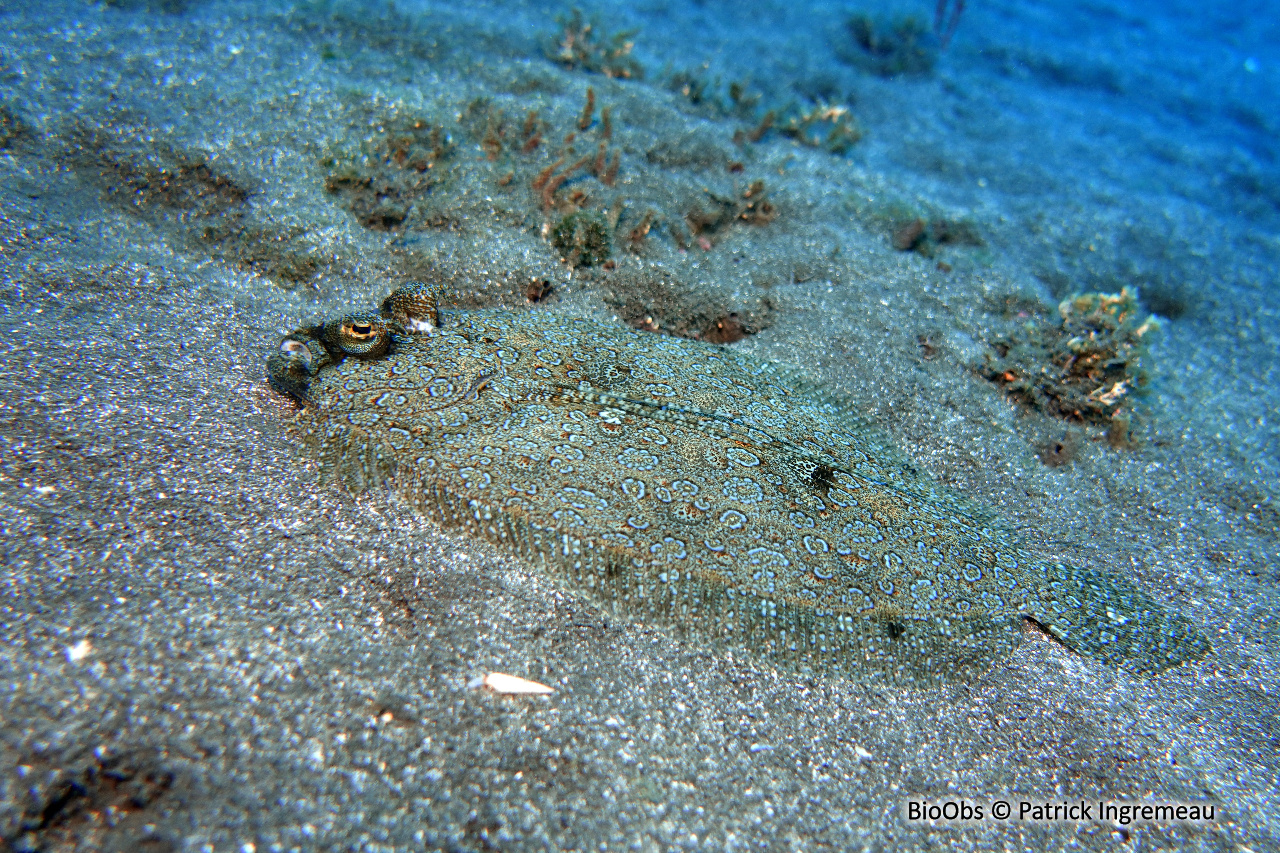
<box><xmin>266</xmin><ymin>282</ymin><xmax>1209</xmax><ymax>685</ymax></box>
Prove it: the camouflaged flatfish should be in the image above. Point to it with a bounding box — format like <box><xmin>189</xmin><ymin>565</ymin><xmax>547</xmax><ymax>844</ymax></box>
<box><xmin>266</xmin><ymin>282</ymin><xmax>1209</xmax><ymax>685</ymax></box>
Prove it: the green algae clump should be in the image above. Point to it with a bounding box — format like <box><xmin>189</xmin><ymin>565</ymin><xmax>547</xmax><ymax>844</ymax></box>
<box><xmin>552</xmin><ymin>210</ymin><xmax>612</xmax><ymax>268</ymax></box>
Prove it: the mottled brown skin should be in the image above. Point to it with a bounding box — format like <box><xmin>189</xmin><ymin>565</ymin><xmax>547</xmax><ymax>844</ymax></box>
<box><xmin>267</xmin><ymin>283</ymin><xmax>1209</xmax><ymax>686</ymax></box>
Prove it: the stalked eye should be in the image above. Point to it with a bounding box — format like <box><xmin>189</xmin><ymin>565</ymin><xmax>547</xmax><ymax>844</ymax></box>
<box><xmin>322</xmin><ymin>312</ymin><xmax>392</xmax><ymax>358</ymax></box>
<box><xmin>280</xmin><ymin>338</ymin><xmax>313</xmax><ymax>368</ymax></box>
<box><xmin>267</xmin><ymin>332</ymin><xmax>330</xmax><ymax>402</ymax></box>
<box><xmin>381</xmin><ymin>281</ymin><xmax>443</xmax><ymax>334</ymax></box>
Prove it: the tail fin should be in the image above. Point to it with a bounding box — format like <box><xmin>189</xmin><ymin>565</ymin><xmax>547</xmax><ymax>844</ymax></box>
<box><xmin>1028</xmin><ymin>562</ymin><xmax>1210</xmax><ymax>674</ymax></box>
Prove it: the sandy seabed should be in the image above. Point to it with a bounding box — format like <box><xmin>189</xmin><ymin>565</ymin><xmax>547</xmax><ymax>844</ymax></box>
<box><xmin>1</xmin><ymin>0</ymin><xmax>1277</xmax><ymax>850</ymax></box>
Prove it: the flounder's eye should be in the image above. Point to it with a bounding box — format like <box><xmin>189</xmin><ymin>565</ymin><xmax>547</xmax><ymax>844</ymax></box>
<box><xmin>267</xmin><ymin>333</ymin><xmax>331</xmax><ymax>401</ymax></box>
<box><xmin>323</xmin><ymin>312</ymin><xmax>392</xmax><ymax>358</ymax></box>
<box><xmin>280</xmin><ymin>338</ymin><xmax>313</xmax><ymax>368</ymax></box>
<box><xmin>381</xmin><ymin>281</ymin><xmax>442</xmax><ymax>334</ymax></box>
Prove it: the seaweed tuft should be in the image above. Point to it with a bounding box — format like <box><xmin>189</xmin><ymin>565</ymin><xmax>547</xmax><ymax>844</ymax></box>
<box><xmin>684</xmin><ymin>179</ymin><xmax>777</xmax><ymax>247</ymax></box>
<box><xmin>981</xmin><ymin>287</ymin><xmax>1161</xmax><ymax>432</ymax></box>
<box><xmin>322</xmin><ymin>117</ymin><xmax>454</xmax><ymax>230</ymax></box>
<box><xmin>545</xmin><ymin>8</ymin><xmax>644</xmax><ymax>80</ymax></box>
<box><xmin>778</xmin><ymin>103</ymin><xmax>863</xmax><ymax>155</ymax></box>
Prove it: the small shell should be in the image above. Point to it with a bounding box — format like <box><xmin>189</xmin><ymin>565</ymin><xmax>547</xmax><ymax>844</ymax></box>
<box><xmin>478</xmin><ymin>672</ymin><xmax>555</xmax><ymax>695</ymax></box>
<box><xmin>65</xmin><ymin>639</ymin><xmax>93</xmax><ymax>663</ymax></box>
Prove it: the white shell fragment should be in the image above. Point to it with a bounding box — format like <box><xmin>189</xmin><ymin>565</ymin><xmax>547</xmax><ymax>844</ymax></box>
<box><xmin>478</xmin><ymin>672</ymin><xmax>555</xmax><ymax>695</ymax></box>
<box><xmin>65</xmin><ymin>639</ymin><xmax>93</xmax><ymax>663</ymax></box>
